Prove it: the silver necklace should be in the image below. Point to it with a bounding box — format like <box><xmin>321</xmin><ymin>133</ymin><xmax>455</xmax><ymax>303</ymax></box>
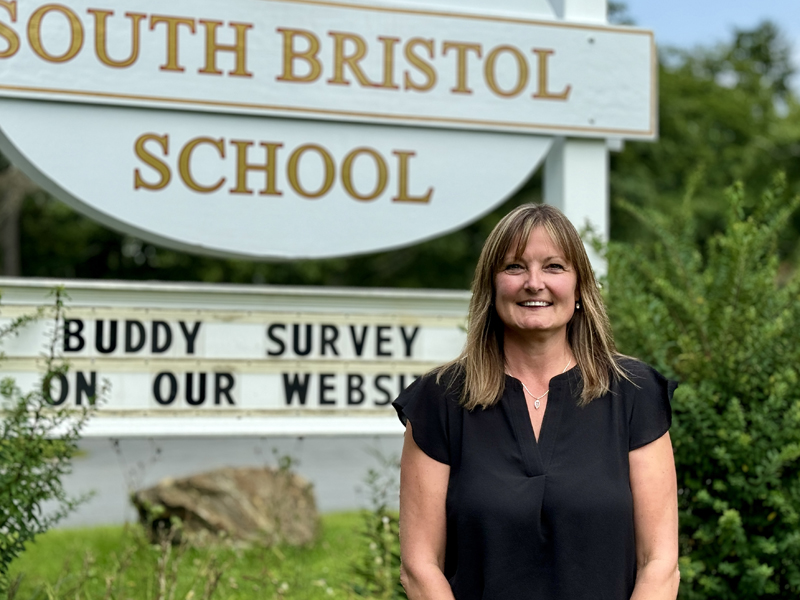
<box><xmin>518</xmin><ymin>357</ymin><xmax>572</xmax><ymax>410</ymax></box>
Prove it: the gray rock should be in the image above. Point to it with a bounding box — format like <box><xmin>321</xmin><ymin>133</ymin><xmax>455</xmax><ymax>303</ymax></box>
<box><xmin>131</xmin><ymin>466</ymin><xmax>319</xmax><ymax>547</ymax></box>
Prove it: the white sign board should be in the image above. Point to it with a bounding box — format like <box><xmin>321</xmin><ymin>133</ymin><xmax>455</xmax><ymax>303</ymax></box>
<box><xmin>0</xmin><ymin>0</ymin><xmax>655</xmax><ymax>259</ymax></box>
<box><xmin>0</xmin><ymin>277</ymin><xmax>469</xmax><ymax>436</ymax></box>
<box><xmin>0</xmin><ymin>0</ymin><xmax>654</xmax><ymax>136</ymax></box>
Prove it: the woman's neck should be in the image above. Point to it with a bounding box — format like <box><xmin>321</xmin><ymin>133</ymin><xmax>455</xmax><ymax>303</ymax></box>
<box><xmin>503</xmin><ymin>330</ymin><xmax>573</xmax><ymax>380</ymax></box>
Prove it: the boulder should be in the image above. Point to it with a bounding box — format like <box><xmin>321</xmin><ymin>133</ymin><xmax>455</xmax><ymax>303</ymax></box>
<box><xmin>131</xmin><ymin>466</ymin><xmax>319</xmax><ymax>547</ymax></box>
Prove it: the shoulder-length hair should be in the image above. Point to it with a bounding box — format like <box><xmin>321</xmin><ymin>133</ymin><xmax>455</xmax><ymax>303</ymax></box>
<box><xmin>439</xmin><ymin>203</ymin><xmax>624</xmax><ymax>409</ymax></box>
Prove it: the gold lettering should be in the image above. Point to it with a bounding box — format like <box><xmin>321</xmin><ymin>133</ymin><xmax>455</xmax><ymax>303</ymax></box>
<box><xmin>392</xmin><ymin>151</ymin><xmax>432</xmax><ymax>203</ymax></box>
<box><xmin>275</xmin><ymin>28</ymin><xmax>321</xmax><ymax>83</ymax></box>
<box><xmin>287</xmin><ymin>144</ymin><xmax>335</xmax><ymax>199</ymax></box>
<box><xmin>442</xmin><ymin>41</ymin><xmax>481</xmax><ymax>94</ymax></box>
<box><xmin>179</xmin><ymin>137</ymin><xmax>226</xmax><ymax>193</ymax></box>
<box><xmin>0</xmin><ymin>1</ymin><xmax>19</xmax><ymax>59</ymax></box>
<box><xmin>327</xmin><ymin>31</ymin><xmax>377</xmax><ymax>87</ymax></box>
<box><xmin>532</xmin><ymin>48</ymin><xmax>571</xmax><ymax>100</ymax></box>
<box><xmin>403</xmin><ymin>38</ymin><xmax>436</xmax><ymax>92</ymax></box>
<box><xmin>484</xmin><ymin>45</ymin><xmax>528</xmax><ymax>98</ymax></box>
<box><xmin>198</xmin><ymin>20</ymin><xmax>252</xmax><ymax>77</ymax></box>
<box><xmin>149</xmin><ymin>15</ymin><xmax>196</xmax><ymax>72</ymax></box>
<box><xmin>134</xmin><ymin>134</ymin><xmax>171</xmax><ymax>191</ymax></box>
<box><xmin>28</xmin><ymin>4</ymin><xmax>84</xmax><ymax>63</ymax></box>
<box><xmin>341</xmin><ymin>148</ymin><xmax>388</xmax><ymax>201</ymax></box>
<box><xmin>230</xmin><ymin>140</ymin><xmax>283</xmax><ymax>196</ymax></box>
<box><xmin>89</xmin><ymin>10</ymin><xmax>144</xmax><ymax>68</ymax></box>
<box><xmin>376</xmin><ymin>36</ymin><xmax>400</xmax><ymax>89</ymax></box>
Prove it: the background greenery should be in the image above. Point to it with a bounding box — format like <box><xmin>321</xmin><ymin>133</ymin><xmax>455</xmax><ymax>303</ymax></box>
<box><xmin>606</xmin><ymin>177</ymin><xmax>800</xmax><ymax>599</ymax></box>
<box><xmin>0</xmin><ymin>289</ymin><xmax>97</xmax><ymax>594</ymax></box>
<box><xmin>8</xmin><ymin>513</ymin><xmax>366</xmax><ymax>600</ymax></box>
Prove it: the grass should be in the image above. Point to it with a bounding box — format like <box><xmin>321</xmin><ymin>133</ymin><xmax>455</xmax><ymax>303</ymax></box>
<box><xmin>8</xmin><ymin>512</ymin><xmax>368</xmax><ymax>600</ymax></box>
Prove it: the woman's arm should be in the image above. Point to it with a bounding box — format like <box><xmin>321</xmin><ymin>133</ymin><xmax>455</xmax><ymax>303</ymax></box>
<box><xmin>629</xmin><ymin>432</ymin><xmax>680</xmax><ymax>600</ymax></box>
<box><xmin>399</xmin><ymin>422</ymin><xmax>456</xmax><ymax>600</ymax></box>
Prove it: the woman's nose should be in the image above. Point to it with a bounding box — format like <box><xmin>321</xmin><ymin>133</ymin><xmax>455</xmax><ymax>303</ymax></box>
<box><xmin>523</xmin><ymin>268</ymin><xmax>543</xmax><ymax>290</ymax></box>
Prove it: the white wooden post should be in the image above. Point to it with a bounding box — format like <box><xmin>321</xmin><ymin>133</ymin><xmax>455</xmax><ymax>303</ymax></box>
<box><xmin>544</xmin><ymin>0</ymin><xmax>609</xmax><ymax>276</ymax></box>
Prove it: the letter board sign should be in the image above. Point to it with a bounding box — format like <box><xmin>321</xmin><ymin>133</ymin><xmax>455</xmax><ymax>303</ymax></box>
<box><xmin>0</xmin><ymin>277</ymin><xmax>469</xmax><ymax>436</ymax></box>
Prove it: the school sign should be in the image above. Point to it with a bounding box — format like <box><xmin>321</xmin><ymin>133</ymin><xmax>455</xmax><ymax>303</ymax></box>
<box><xmin>0</xmin><ymin>0</ymin><xmax>655</xmax><ymax>259</ymax></box>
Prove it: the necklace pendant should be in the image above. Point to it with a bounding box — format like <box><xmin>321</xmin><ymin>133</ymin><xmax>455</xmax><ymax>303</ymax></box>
<box><xmin>534</xmin><ymin>399</ymin><xmax>541</xmax><ymax>410</ymax></box>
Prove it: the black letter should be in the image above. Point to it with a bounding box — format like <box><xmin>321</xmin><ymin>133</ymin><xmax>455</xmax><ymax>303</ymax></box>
<box><xmin>153</xmin><ymin>372</ymin><xmax>178</xmax><ymax>405</ymax></box>
<box><xmin>95</xmin><ymin>320</ymin><xmax>118</xmax><ymax>354</ymax></box>
<box><xmin>63</xmin><ymin>319</ymin><xmax>85</xmax><ymax>352</ymax></box>
<box><xmin>292</xmin><ymin>324</ymin><xmax>313</xmax><ymax>356</ymax></box>
<box><xmin>321</xmin><ymin>324</ymin><xmax>340</xmax><ymax>356</ymax></box>
<box><xmin>283</xmin><ymin>373</ymin><xmax>311</xmax><ymax>406</ymax></box>
<box><xmin>400</xmin><ymin>326</ymin><xmax>420</xmax><ymax>357</ymax></box>
<box><xmin>125</xmin><ymin>320</ymin><xmax>146</xmax><ymax>353</ymax></box>
<box><xmin>347</xmin><ymin>373</ymin><xmax>365</xmax><ymax>405</ymax></box>
<box><xmin>349</xmin><ymin>325</ymin><xmax>368</xmax><ymax>356</ymax></box>
<box><xmin>319</xmin><ymin>373</ymin><xmax>336</xmax><ymax>405</ymax></box>
<box><xmin>267</xmin><ymin>324</ymin><xmax>286</xmax><ymax>356</ymax></box>
<box><xmin>179</xmin><ymin>321</ymin><xmax>202</xmax><ymax>354</ymax></box>
<box><xmin>185</xmin><ymin>372</ymin><xmax>206</xmax><ymax>406</ymax></box>
<box><xmin>214</xmin><ymin>373</ymin><xmax>235</xmax><ymax>405</ymax></box>
<box><xmin>44</xmin><ymin>373</ymin><xmax>69</xmax><ymax>406</ymax></box>
<box><xmin>376</xmin><ymin>325</ymin><xmax>391</xmax><ymax>357</ymax></box>
<box><xmin>76</xmin><ymin>371</ymin><xmax>97</xmax><ymax>406</ymax></box>
<box><xmin>374</xmin><ymin>374</ymin><xmax>392</xmax><ymax>405</ymax></box>
<box><xmin>152</xmin><ymin>321</ymin><xmax>172</xmax><ymax>353</ymax></box>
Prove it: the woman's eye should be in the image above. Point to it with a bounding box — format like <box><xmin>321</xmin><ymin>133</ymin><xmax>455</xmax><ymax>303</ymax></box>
<box><xmin>504</xmin><ymin>263</ymin><xmax>524</xmax><ymax>272</ymax></box>
<box><xmin>546</xmin><ymin>263</ymin><xmax>565</xmax><ymax>271</ymax></box>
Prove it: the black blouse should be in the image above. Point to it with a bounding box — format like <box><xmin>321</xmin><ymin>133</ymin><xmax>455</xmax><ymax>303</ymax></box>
<box><xmin>393</xmin><ymin>358</ymin><xmax>676</xmax><ymax>600</ymax></box>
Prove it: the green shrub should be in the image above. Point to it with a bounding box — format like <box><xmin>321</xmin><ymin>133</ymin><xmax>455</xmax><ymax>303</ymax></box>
<box><xmin>349</xmin><ymin>450</ymin><xmax>406</xmax><ymax>600</ymax></box>
<box><xmin>0</xmin><ymin>288</ymin><xmax>96</xmax><ymax>594</ymax></box>
<box><xmin>606</xmin><ymin>176</ymin><xmax>800</xmax><ymax>599</ymax></box>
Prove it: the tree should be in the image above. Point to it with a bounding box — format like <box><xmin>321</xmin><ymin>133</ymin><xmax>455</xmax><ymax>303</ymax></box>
<box><xmin>0</xmin><ymin>288</ymin><xmax>96</xmax><ymax>593</ymax></box>
<box><xmin>0</xmin><ymin>166</ymin><xmax>37</xmax><ymax>277</ymax></box>
<box><xmin>610</xmin><ymin>21</ymin><xmax>800</xmax><ymax>255</ymax></box>
<box><xmin>606</xmin><ymin>177</ymin><xmax>800</xmax><ymax>599</ymax></box>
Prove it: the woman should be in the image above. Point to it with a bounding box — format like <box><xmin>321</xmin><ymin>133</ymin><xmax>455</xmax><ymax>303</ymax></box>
<box><xmin>393</xmin><ymin>204</ymin><xmax>679</xmax><ymax>600</ymax></box>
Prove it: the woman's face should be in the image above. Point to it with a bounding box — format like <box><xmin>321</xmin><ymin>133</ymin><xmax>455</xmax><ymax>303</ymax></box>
<box><xmin>493</xmin><ymin>226</ymin><xmax>579</xmax><ymax>340</ymax></box>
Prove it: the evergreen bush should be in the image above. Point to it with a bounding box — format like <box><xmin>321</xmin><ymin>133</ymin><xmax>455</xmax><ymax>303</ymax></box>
<box><xmin>605</xmin><ymin>176</ymin><xmax>800</xmax><ymax>599</ymax></box>
<box><xmin>0</xmin><ymin>288</ymin><xmax>96</xmax><ymax>594</ymax></box>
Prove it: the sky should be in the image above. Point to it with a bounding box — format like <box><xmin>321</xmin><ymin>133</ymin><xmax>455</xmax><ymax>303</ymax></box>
<box><xmin>623</xmin><ymin>0</ymin><xmax>800</xmax><ymax>87</ymax></box>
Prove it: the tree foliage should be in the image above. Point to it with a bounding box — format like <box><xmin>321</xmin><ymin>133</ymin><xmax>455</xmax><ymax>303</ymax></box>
<box><xmin>0</xmin><ymin>289</ymin><xmax>95</xmax><ymax>593</ymax></box>
<box><xmin>606</xmin><ymin>176</ymin><xmax>800</xmax><ymax>599</ymax></box>
<box><xmin>611</xmin><ymin>21</ymin><xmax>800</xmax><ymax>253</ymax></box>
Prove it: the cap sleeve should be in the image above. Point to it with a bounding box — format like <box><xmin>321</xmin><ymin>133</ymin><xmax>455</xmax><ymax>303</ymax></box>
<box><xmin>392</xmin><ymin>374</ymin><xmax>452</xmax><ymax>465</ymax></box>
<box><xmin>627</xmin><ymin>363</ymin><xmax>677</xmax><ymax>451</ymax></box>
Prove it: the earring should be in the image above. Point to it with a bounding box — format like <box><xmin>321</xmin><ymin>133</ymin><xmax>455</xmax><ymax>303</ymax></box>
<box><xmin>575</xmin><ymin>301</ymin><xmax>581</xmax><ymax>310</ymax></box>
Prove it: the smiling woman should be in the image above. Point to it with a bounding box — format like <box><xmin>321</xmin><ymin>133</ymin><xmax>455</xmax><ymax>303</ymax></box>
<box><xmin>393</xmin><ymin>203</ymin><xmax>680</xmax><ymax>600</ymax></box>
<box><xmin>493</xmin><ymin>226</ymin><xmax>579</xmax><ymax>342</ymax></box>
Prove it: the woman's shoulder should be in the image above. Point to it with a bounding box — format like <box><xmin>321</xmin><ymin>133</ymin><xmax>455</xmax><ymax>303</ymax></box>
<box><xmin>392</xmin><ymin>363</ymin><xmax>464</xmax><ymax>465</ymax></box>
<box><xmin>400</xmin><ymin>362</ymin><xmax>465</xmax><ymax>404</ymax></box>
<box><xmin>612</xmin><ymin>356</ymin><xmax>677</xmax><ymax>449</ymax></box>
<box><xmin>614</xmin><ymin>355</ymin><xmax>671</xmax><ymax>387</ymax></box>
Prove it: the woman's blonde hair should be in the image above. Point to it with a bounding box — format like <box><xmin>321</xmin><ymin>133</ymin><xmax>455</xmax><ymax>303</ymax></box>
<box><xmin>439</xmin><ymin>203</ymin><xmax>624</xmax><ymax>409</ymax></box>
